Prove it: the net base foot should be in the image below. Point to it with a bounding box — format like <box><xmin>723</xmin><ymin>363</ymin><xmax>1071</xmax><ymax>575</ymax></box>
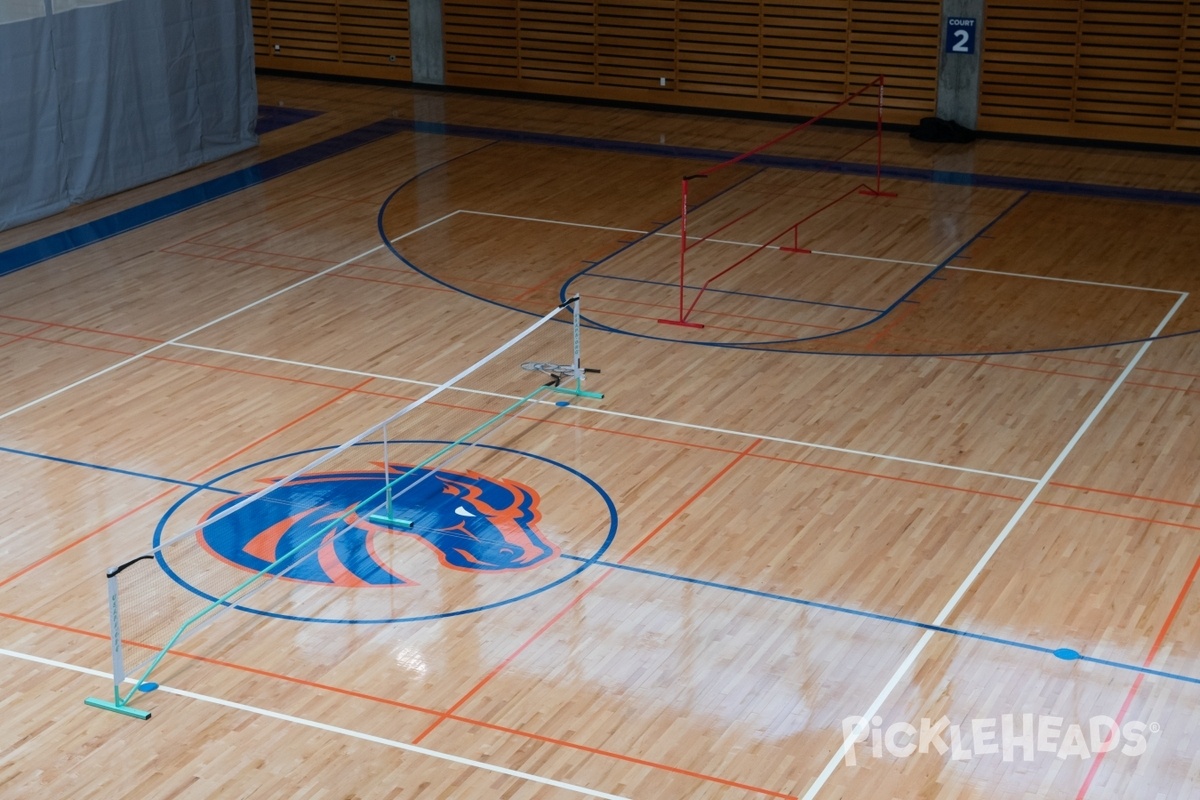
<box><xmin>85</xmin><ymin>697</ymin><xmax>151</xmax><ymax>719</ymax></box>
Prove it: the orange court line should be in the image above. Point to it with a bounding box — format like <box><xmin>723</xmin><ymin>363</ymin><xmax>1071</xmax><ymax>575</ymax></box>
<box><xmin>238</xmin><ymin>201</ymin><xmax>351</xmax><ymax>252</ymax></box>
<box><xmin>14</xmin><ymin>315</ymin><xmax>1200</xmax><ymax>537</ymax></box>
<box><xmin>864</xmin><ymin>301</ymin><xmax>920</xmax><ymax>350</ymax></box>
<box><xmin>18</xmin><ymin>333</ymin><xmax>356</xmax><ymax>394</ymax></box>
<box><xmin>411</xmin><ymin>439</ymin><xmax>763</xmax><ymax>745</ymax></box>
<box><xmin>1048</xmin><ymin>481</ymin><xmax>1200</xmax><ymax>512</ymax></box>
<box><xmin>934</xmin><ymin>355</ymin><xmax>1113</xmax><ymax>383</ymax></box>
<box><xmin>350</xmin><ymin>260</ymin><xmax>538</xmax><ymax>294</ymax></box>
<box><xmin>165</xmin><ymin>237</ymin><xmax>340</xmax><ymax>264</ymax></box>
<box><xmin>0</xmin><ymin>313</ymin><xmax>165</xmax><ymax>344</ymax></box>
<box><xmin>0</xmin><ymin>488</ymin><xmax>180</xmax><ymax>589</ymax></box>
<box><xmin>24</xmin><ymin>319</ymin><xmax>1200</xmax><ymax>521</ymax></box>
<box><xmin>0</xmin><ymin>611</ymin><xmax>795</xmax><ymax>799</ymax></box>
<box><xmin>0</xmin><ymin>324</ymin><xmax>57</xmax><ymax>349</ymax></box>
<box><xmin>1075</xmin><ymin>546</ymin><xmax>1200</xmax><ymax>799</ymax></box>
<box><xmin>751</xmin><ymin>451</ymin><xmax>1026</xmax><ymax>502</ymax></box>
<box><xmin>1034</xmin><ymin>502</ymin><xmax>1200</xmax><ymax>534</ymax></box>
<box><xmin>0</xmin><ymin>379</ymin><xmax>370</xmax><ymax>588</ymax></box>
<box><xmin>183</xmin><ymin>378</ymin><xmax>372</xmax><ymax>482</ymax></box>
<box><xmin>22</xmin><ymin>327</ymin><xmax>1200</xmax><ymax>519</ymax></box>
<box><xmin>301</xmin><ymin>192</ymin><xmax>378</xmax><ymax>206</ymax></box>
<box><xmin>160</xmin><ymin>245</ymin><xmax>462</xmax><ymax>296</ymax></box>
<box><xmin>584</xmin><ymin>303</ymin><xmax>835</xmax><ymax>337</ymax></box>
<box><xmin>583</xmin><ymin>288</ymin><xmax>869</xmax><ymax>330</ymax></box>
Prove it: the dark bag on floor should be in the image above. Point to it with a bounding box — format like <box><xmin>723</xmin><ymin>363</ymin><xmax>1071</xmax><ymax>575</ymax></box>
<box><xmin>910</xmin><ymin>117</ymin><xmax>977</xmax><ymax>143</ymax></box>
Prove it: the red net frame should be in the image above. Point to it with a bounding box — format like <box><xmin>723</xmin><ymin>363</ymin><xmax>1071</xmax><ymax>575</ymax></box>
<box><xmin>659</xmin><ymin>75</ymin><xmax>897</xmax><ymax>329</ymax></box>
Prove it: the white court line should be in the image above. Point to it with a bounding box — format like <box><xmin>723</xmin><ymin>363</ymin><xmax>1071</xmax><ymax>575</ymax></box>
<box><xmin>0</xmin><ymin>648</ymin><xmax>630</xmax><ymax>800</ymax></box>
<box><xmin>459</xmin><ymin>209</ymin><xmax>939</xmax><ymax>267</ymax></box>
<box><xmin>172</xmin><ymin>341</ymin><xmax>1038</xmax><ymax>484</ymax></box>
<box><xmin>459</xmin><ymin>209</ymin><xmax>1197</xmax><ymax>287</ymax></box>
<box><xmin>459</xmin><ymin>208</ymin><xmax>648</xmax><ymax>235</ymax></box>
<box><xmin>797</xmin><ymin>290</ymin><xmax>1189</xmax><ymax>800</ymax></box>
<box><xmin>0</xmin><ymin>213</ymin><xmax>458</xmax><ymax>425</ymax></box>
<box><xmin>945</xmin><ymin>264</ymin><xmax>1187</xmax><ymax>295</ymax></box>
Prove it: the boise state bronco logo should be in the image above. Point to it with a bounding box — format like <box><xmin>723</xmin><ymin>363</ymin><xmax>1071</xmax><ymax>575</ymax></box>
<box><xmin>196</xmin><ymin>464</ymin><xmax>558</xmax><ymax>587</ymax></box>
<box><xmin>154</xmin><ymin>441</ymin><xmax>618</xmax><ymax>624</ymax></box>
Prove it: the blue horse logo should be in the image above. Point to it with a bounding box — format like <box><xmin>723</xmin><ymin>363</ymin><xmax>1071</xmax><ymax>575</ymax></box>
<box><xmin>196</xmin><ymin>465</ymin><xmax>557</xmax><ymax>587</ymax></box>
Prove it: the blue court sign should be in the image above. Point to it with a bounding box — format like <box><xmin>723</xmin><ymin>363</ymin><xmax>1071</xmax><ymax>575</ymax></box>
<box><xmin>945</xmin><ymin>18</ymin><xmax>977</xmax><ymax>54</ymax></box>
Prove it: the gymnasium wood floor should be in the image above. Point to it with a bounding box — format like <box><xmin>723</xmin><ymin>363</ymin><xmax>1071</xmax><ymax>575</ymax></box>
<box><xmin>2</xmin><ymin>75</ymin><xmax>1200</xmax><ymax>799</ymax></box>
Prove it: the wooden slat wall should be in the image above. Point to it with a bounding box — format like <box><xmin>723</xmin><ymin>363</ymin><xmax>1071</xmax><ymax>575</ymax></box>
<box><xmin>441</xmin><ymin>0</ymin><xmax>940</xmax><ymax>122</ymax></box>
<box><xmin>253</xmin><ymin>0</ymin><xmax>412</xmax><ymax>82</ymax></box>
<box><xmin>596</xmin><ymin>1</ymin><xmax>675</xmax><ymax>91</ymax></box>
<box><xmin>981</xmin><ymin>1</ymin><xmax>1200</xmax><ymax>146</ymax></box>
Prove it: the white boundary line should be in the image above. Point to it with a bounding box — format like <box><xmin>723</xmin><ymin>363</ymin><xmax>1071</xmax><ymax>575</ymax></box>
<box><xmin>0</xmin><ymin>213</ymin><xmax>458</xmax><ymax>425</ymax></box>
<box><xmin>0</xmin><ymin>647</ymin><xmax>631</xmax><ymax>800</ymax></box>
<box><xmin>460</xmin><ymin>209</ymin><xmax>939</xmax><ymax>267</ymax></box>
<box><xmin>172</xmin><ymin>341</ymin><xmax>1038</xmax><ymax>484</ymax></box>
<box><xmin>460</xmin><ymin>209</ymin><xmax>1185</xmax><ymax>293</ymax></box>
<box><xmin>797</xmin><ymin>290</ymin><xmax>1189</xmax><ymax>800</ymax></box>
<box><xmin>945</xmin><ymin>264</ymin><xmax>1186</xmax><ymax>295</ymax></box>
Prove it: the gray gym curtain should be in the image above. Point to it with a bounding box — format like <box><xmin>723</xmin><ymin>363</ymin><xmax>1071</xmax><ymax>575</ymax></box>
<box><xmin>0</xmin><ymin>0</ymin><xmax>257</xmax><ymax>232</ymax></box>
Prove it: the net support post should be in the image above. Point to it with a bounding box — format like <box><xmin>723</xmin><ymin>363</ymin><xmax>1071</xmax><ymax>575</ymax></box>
<box><xmin>564</xmin><ymin>294</ymin><xmax>604</xmax><ymax>397</ymax></box>
<box><xmin>861</xmin><ymin>74</ymin><xmax>898</xmax><ymax>198</ymax></box>
<box><xmin>84</xmin><ymin>571</ymin><xmax>151</xmax><ymax>720</ymax></box>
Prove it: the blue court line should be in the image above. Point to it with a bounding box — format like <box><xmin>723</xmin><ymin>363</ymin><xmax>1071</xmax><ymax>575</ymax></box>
<box><xmin>0</xmin><ymin>445</ymin><xmax>240</xmax><ymax>495</ymax></box>
<box><xmin>4</xmin><ymin>433</ymin><xmax>1191</xmax><ymax>684</ymax></box>
<box><xmin>255</xmin><ymin>105</ymin><xmax>322</xmax><ymax>135</ymax></box>
<box><xmin>559</xmin><ymin>554</ymin><xmax>1200</xmax><ymax>687</ymax></box>
<box><xmin>581</xmin><ymin>272</ymin><xmax>886</xmax><ymax>314</ymax></box>
<box><xmin>0</xmin><ymin>118</ymin><xmax>414</xmax><ymax>278</ymax></box>
<box><xmin>8</xmin><ymin>110</ymin><xmax>1197</xmax><ymax>285</ymax></box>
<box><xmin>393</xmin><ymin>118</ymin><xmax>1200</xmax><ymax>207</ymax></box>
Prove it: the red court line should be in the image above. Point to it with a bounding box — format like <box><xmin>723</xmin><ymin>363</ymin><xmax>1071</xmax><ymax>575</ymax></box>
<box><xmin>301</xmin><ymin>192</ymin><xmax>379</xmax><ymax>206</ymax></box>
<box><xmin>1034</xmin><ymin>501</ymin><xmax>1200</xmax><ymax>534</ymax></box>
<box><xmin>864</xmin><ymin>302</ymin><xmax>921</xmax><ymax>350</ymax></box>
<box><xmin>936</xmin><ymin>355</ymin><xmax>1115</xmax><ymax>383</ymax></box>
<box><xmin>584</xmin><ymin>289</ymin><xmax>871</xmax><ymax>331</ymax></box>
<box><xmin>169</xmin><ymin>240</ymin><xmax>343</xmax><ymax>266</ymax></box>
<box><xmin>19</xmin><ymin>328</ymin><xmax>1179</xmax><ymax>517</ymax></box>
<box><xmin>237</xmin><ymin>200</ymin><xmax>353</xmax><ymax>252</ymax></box>
<box><xmin>0</xmin><ymin>313</ymin><xmax>164</xmax><ymax>344</ymax></box>
<box><xmin>751</xmin><ymin>452</ymin><xmax>1026</xmax><ymax>502</ymax></box>
<box><xmin>183</xmin><ymin>378</ymin><xmax>372</xmax><ymax>481</ymax></box>
<box><xmin>1048</xmin><ymin>482</ymin><xmax>1200</xmax><ymax>512</ymax></box>
<box><xmin>411</xmin><ymin>439</ymin><xmax>764</xmax><ymax>745</ymax></box>
<box><xmin>0</xmin><ymin>610</ymin><xmax>794</xmax><ymax>799</ymax></box>
<box><xmin>0</xmin><ymin>380</ymin><xmax>370</xmax><ymax>588</ymax></box>
<box><xmin>160</xmin><ymin>245</ymin><xmax>464</xmax><ymax>296</ymax></box>
<box><xmin>586</xmin><ymin>303</ymin><xmax>839</xmax><ymax>337</ymax></box>
<box><xmin>25</xmin><ymin>322</ymin><xmax>1200</xmax><ymax>521</ymax></box>
<box><xmin>1075</xmin><ymin>547</ymin><xmax>1200</xmax><ymax>799</ymax></box>
<box><xmin>17</xmin><ymin>334</ymin><xmax>357</xmax><ymax>394</ymax></box>
<box><xmin>0</xmin><ymin>324</ymin><xmax>56</xmax><ymax>350</ymax></box>
<box><xmin>0</xmin><ymin>488</ymin><xmax>180</xmax><ymax>589</ymax></box>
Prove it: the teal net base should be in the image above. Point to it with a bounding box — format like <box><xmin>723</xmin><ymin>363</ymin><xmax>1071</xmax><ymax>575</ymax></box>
<box><xmin>366</xmin><ymin>513</ymin><xmax>414</xmax><ymax>529</ymax></box>
<box><xmin>85</xmin><ymin>696</ymin><xmax>151</xmax><ymax>720</ymax></box>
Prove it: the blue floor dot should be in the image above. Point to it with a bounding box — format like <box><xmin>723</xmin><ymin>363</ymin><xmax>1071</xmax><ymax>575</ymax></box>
<box><xmin>1053</xmin><ymin>647</ymin><xmax>1081</xmax><ymax>661</ymax></box>
<box><xmin>555</xmin><ymin>400</ymin><xmax>570</xmax><ymax>407</ymax></box>
<box><xmin>138</xmin><ymin>682</ymin><xmax>159</xmax><ymax>693</ymax></box>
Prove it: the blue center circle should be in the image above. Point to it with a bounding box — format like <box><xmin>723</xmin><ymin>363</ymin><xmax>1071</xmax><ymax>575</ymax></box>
<box><xmin>154</xmin><ymin>441</ymin><xmax>618</xmax><ymax>624</ymax></box>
